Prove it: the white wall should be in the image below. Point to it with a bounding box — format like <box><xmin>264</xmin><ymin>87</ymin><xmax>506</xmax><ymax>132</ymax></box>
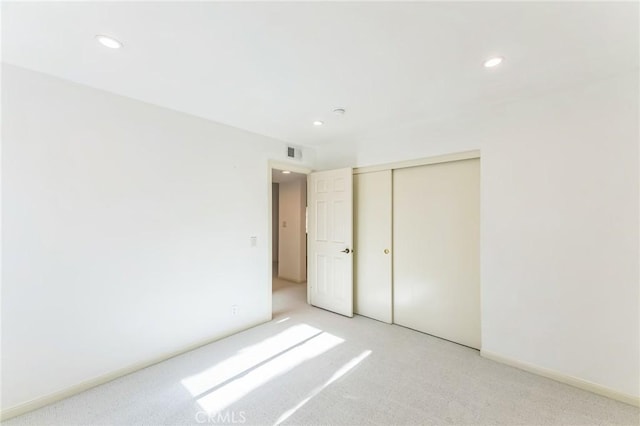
<box><xmin>318</xmin><ymin>71</ymin><xmax>640</xmax><ymax>399</ymax></box>
<box><xmin>277</xmin><ymin>179</ymin><xmax>307</xmax><ymax>282</ymax></box>
<box><xmin>480</xmin><ymin>73</ymin><xmax>638</xmax><ymax>400</ymax></box>
<box><xmin>0</xmin><ymin>64</ymin><xmax>314</xmax><ymax>412</ymax></box>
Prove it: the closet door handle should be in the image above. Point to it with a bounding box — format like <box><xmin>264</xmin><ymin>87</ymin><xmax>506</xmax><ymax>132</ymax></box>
<box><xmin>341</xmin><ymin>248</ymin><xmax>351</xmax><ymax>254</ymax></box>
<box><xmin>384</xmin><ymin>249</ymin><xmax>390</xmax><ymax>254</ymax></box>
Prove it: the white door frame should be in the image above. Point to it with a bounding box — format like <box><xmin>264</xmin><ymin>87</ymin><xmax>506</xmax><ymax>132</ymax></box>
<box><xmin>267</xmin><ymin>160</ymin><xmax>312</xmax><ymax>318</ymax></box>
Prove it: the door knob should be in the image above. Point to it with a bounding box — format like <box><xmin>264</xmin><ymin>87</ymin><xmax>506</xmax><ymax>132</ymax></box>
<box><xmin>341</xmin><ymin>248</ymin><xmax>351</xmax><ymax>254</ymax></box>
<box><xmin>384</xmin><ymin>249</ymin><xmax>390</xmax><ymax>254</ymax></box>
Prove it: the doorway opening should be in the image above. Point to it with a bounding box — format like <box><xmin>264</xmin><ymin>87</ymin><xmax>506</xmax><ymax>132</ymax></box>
<box><xmin>271</xmin><ymin>168</ymin><xmax>308</xmax><ymax>317</ymax></box>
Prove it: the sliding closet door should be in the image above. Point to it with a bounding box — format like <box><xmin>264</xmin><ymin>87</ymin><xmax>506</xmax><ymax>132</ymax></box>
<box><xmin>354</xmin><ymin>170</ymin><xmax>392</xmax><ymax>323</ymax></box>
<box><xmin>393</xmin><ymin>159</ymin><xmax>480</xmax><ymax>349</ymax></box>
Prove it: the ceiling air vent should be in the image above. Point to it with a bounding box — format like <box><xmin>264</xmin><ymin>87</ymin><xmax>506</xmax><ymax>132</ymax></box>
<box><xmin>287</xmin><ymin>146</ymin><xmax>302</xmax><ymax>160</ymax></box>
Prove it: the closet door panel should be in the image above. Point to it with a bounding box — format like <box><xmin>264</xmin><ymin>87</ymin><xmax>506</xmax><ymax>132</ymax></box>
<box><xmin>354</xmin><ymin>170</ymin><xmax>392</xmax><ymax>323</ymax></box>
<box><xmin>393</xmin><ymin>159</ymin><xmax>480</xmax><ymax>348</ymax></box>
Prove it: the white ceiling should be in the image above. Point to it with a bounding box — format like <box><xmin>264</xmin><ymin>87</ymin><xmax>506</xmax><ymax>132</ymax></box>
<box><xmin>3</xmin><ymin>2</ymin><xmax>638</xmax><ymax>147</ymax></box>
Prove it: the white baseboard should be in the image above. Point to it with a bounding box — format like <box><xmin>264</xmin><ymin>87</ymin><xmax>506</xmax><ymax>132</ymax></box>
<box><xmin>0</xmin><ymin>318</ymin><xmax>268</xmax><ymax>421</ymax></box>
<box><xmin>480</xmin><ymin>349</ymin><xmax>640</xmax><ymax>407</ymax></box>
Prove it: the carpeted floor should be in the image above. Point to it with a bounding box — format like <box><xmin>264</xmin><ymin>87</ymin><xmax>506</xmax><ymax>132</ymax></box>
<box><xmin>4</xmin><ymin>276</ymin><xmax>639</xmax><ymax>426</ymax></box>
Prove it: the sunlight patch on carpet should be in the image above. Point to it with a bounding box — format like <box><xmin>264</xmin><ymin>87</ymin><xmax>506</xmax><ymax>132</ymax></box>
<box><xmin>196</xmin><ymin>332</ymin><xmax>344</xmax><ymax>414</ymax></box>
<box><xmin>181</xmin><ymin>324</ymin><xmax>322</xmax><ymax>397</ymax></box>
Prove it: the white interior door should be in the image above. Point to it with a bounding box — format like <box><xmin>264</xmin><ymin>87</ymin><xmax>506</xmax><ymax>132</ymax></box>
<box><xmin>307</xmin><ymin>168</ymin><xmax>354</xmax><ymax>317</ymax></box>
<box><xmin>354</xmin><ymin>170</ymin><xmax>392</xmax><ymax>323</ymax></box>
<box><xmin>393</xmin><ymin>159</ymin><xmax>480</xmax><ymax>349</ymax></box>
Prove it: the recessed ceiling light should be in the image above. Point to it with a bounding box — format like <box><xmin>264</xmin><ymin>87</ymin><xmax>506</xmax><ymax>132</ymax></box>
<box><xmin>313</xmin><ymin>120</ymin><xmax>324</xmax><ymax>126</ymax></box>
<box><xmin>483</xmin><ymin>56</ymin><xmax>503</xmax><ymax>68</ymax></box>
<box><xmin>333</xmin><ymin>108</ymin><xmax>346</xmax><ymax>115</ymax></box>
<box><xmin>96</xmin><ymin>35</ymin><xmax>123</xmax><ymax>49</ymax></box>
<box><xmin>282</xmin><ymin>170</ymin><xmax>291</xmax><ymax>174</ymax></box>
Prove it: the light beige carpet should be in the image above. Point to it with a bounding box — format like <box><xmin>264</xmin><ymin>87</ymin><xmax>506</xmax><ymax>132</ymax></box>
<box><xmin>4</xmin><ymin>277</ymin><xmax>639</xmax><ymax>425</ymax></box>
